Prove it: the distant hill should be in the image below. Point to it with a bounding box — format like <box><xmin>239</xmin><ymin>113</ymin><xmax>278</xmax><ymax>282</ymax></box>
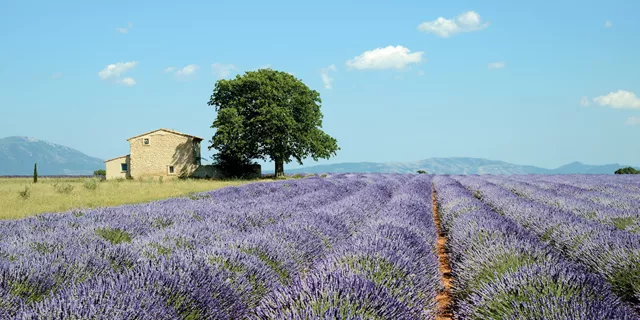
<box><xmin>279</xmin><ymin>157</ymin><xmax>640</xmax><ymax>175</ymax></box>
<box><xmin>1</xmin><ymin>136</ymin><xmax>636</xmax><ymax>176</ymax></box>
<box><xmin>0</xmin><ymin>136</ymin><xmax>104</xmax><ymax>175</ymax></box>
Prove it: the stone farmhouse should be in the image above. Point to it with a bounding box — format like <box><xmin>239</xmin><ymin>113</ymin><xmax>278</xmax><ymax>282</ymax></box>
<box><xmin>104</xmin><ymin>128</ymin><xmax>203</xmax><ymax>180</ymax></box>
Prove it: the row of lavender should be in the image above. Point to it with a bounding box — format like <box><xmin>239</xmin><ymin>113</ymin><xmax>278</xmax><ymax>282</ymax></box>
<box><xmin>432</xmin><ymin>176</ymin><xmax>636</xmax><ymax>319</ymax></box>
<box><xmin>258</xmin><ymin>174</ymin><xmax>441</xmax><ymax>319</ymax></box>
<box><xmin>0</xmin><ymin>174</ymin><xmax>442</xmax><ymax>319</ymax></box>
<box><xmin>482</xmin><ymin>175</ymin><xmax>640</xmax><ymax>233</ymax></box>
<box><xmin>453</xmin><ymin>175</ymin><xmax>640</xmax><ymax>313</ymax></box>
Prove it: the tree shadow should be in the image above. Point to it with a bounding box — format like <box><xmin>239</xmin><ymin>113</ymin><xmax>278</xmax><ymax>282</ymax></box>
<box><xmin>171</xmin><ymin>139</ymin><xmax>201</xmax><ymax>179</ymax></box>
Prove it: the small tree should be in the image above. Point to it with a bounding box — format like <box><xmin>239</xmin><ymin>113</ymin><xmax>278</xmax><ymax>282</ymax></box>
<box><xmin>93</xmin><ymin>169</ymin><xmax>106</xmax><ymax>176</ymax></box>
<box><xmin>417</xmin><ymin>170</ymin><xmax>428</xmax><ymax>174</ymax></box>
<box><xmin>33</xmin><ymin>163</ymin><xmax>38</xmax><ymax>183</ymax></box>
<box><xmin>614</xmin><ymin>167</ymin><xmax>640</xmax><ymax>174</ymax></box>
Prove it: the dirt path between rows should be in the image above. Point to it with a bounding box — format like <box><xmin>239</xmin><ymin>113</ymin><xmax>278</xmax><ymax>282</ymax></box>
<box><xmin>432</xmin><ymin>186</ymin><xmax>454</xmax><ymax>320</ymax></box>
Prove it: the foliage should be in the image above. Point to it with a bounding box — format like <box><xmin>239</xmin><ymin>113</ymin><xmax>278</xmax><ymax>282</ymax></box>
<box><xmin>33</xmin><ymin>163</ymin><xmax>37</xmax><ymax>184</ymax></box>
<box><xmin>614</xmin><ymin>167</ymin><xmax>640</xmax><ymax>174</ymax></box>
<box><xmin>93</xmin><ymin>169</ymin><xmax>106</xmax><ymax>176</ymax></box>
<box><xmin>83</xmin><ymin>178</ymin><xmax>99</xmax><ymax>191</ymax></box>
<box><xmin>207</xmin><ymin>68</ymin><xmax>339</xmax><ymax>177</ymax></box>
<box><xmin>95</xmin><ymin>227</ymin><xmax>132</xmax><ymax>245</ymax></box>
<box><xmin>416</xmin><ymin>170</ymin><xmax>427</xmax><ymax>174</ymax></box>
<box><xmin>53</xmin><ymin>183</ymin><xmax>74</xmax><ymax>194</ymax></box>
<box><xmin>18</xmin><ymin>186</ymin><xmax>30</xmax><ymax>200</ymax></box>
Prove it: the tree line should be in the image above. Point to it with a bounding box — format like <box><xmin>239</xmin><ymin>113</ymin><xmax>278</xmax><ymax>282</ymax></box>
<box><xmin>614</xmin><ymin>167</ymin><xmax>640</xmax><ymax>174</ymax></box>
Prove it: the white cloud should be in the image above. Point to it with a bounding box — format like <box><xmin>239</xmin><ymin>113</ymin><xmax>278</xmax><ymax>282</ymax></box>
<box><xmin>164</xmin><ymin>65</ymin><xmax>199</xmax><ymax>78</ymax></box>
<box><xmin>417</xmin><ymin>70</ymin><xmax>425</xmax><ymax>76</ymax></box>
<box><xmin>320</xmin><ymin>64</ymin><xmax>337</xmax><ymax>89</ymax></box>
<box><xmin>626</xmin><ymin>116</ymin><xmax>640</xmax><ymax>125</ymax></box>
<box><xmin>98</xmin><ymin>61</ymin><xmax>138</xmax><ymax>80</ymax></box>
<box><xmin>258</xmin><ymin>64</ymin><xmax>272</xmax><ymax>70</ymax></box>
<box><xmin>212</xmin><ymin>63</ymin><xmax>237</xmax><ymax>78</ymax></box>
<box><xmin>488</xmin><ymin>61</ymin><xmax>505</xmax><ymax>70</ymax></box>
<box><xmin>117</xmin><ymin>77</ymin><xmax>136</xmax><ymax>86</ymax></box>
<box><xmin>593</xmin><ymin>90</ymin><xmax>640</xmax><ymax>109</ymax></box>
<box><xmin>175</xmin><ymin>64</ymin><xmax>199</xmax><ymax>77</ymax></box>
<box><xmin>418</xmin><ymin>11</ymin><xmax>489</xmax><ymax>38</ymax></box>
<box><xmin>605</xmin><ymin>20</ymin><xmax>612</xmax><ymax>28</ymax></box>
<box><xmin>51</xmin><ymin>72</ymin><xmax>63</xmax><ymax>79</ymax></box>
<box><xmin>116</xmin><ymin>22</ymin><xmax>133</xmax><ymax>34</ymax></box>
<box><xmin>580</xmin><ymin>96</ymin><xmax>591</xmax><ymax>107</ymax></box>
<box><xmin>346</xmin><ymin>46</ymin><xmax>424</xmax><ymax>70</ymax></box>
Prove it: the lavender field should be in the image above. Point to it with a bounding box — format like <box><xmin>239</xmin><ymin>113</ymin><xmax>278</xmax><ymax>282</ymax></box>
<box><xmin>0</xmin><ymin>173</ymin><xmax>639</xmax><ymax>319</ymax></box>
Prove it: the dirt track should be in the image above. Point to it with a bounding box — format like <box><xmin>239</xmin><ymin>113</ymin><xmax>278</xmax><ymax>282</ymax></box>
<box><xmin>432</xmin><ymin>186</ymin><xmax>454</xmax><ymax>320</ymax></box>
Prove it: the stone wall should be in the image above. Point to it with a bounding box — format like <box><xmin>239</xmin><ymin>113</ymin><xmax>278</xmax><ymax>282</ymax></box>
<box><xmin>104</xmin><ymin>155</ymin><xmax>130</xmax><ymax>180</ymax></box>
<box><xmin>129</xmin><ymin>131</ymin><xmax>201</xmax><ymax>179</ymax></box>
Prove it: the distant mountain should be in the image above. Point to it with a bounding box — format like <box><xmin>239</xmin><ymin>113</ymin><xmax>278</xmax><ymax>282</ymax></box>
<box><xmin>0</xmin><ymin>136</ymin><xmax>104</xmax><ymax>175</ymax></box>
<box><xmin>1</xmin><ymin>136</ymin><xmax>636</xmax><ymax>176</ymax></box>
<box><xmin>550</xmin><ymin>161</ymin><xmax>635</xmax><ymax>175</ymax></box>
<box><xmin>280</xmin><ymin>157</ymin><xmax>639</xmax><ymax>175</ymax></box>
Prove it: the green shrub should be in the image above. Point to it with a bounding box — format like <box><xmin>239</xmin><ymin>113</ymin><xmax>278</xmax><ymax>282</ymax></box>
<box><xmin>93</xmin><ymin>169</ymin><xmax>106</xmax><ymax>176</ymax></box>
<box><xmin>53</xmin><ymin>183</ymin><xmax>74</xmax><ymax>194</ymax></box>
<box><xmin>416</xmin><ymin>170</ymin><xmax>428</xmax><ymax>174</ymax></box>
<box><xmin>158</xmin><ymin>176</ymin><xmax>164</xmax><ymax>184</ymax></box>
<box><xmin>83</xmin><ymin>178</ymin><xmax>99</xmax><ymax>191</ymax></box>
<box><xmin>18</xmin><ymin>186</ymin><xmax>31</xmax><ymax>200</ymax></box>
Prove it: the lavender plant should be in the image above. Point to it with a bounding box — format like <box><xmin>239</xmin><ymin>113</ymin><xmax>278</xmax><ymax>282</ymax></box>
<box><xmin>454</xmin><ymin>175</ymin><xmax>640</xmax><ymax>311</ymax></box>
<box><xmin>0</xmin><ymin>174</ymin><xmax>444</xmax><ymax>318</ymax></box>
<box><xmin>433</xmin><ymin>176</ymin><xmax>637</xmax><ymax>319</ymax></box>
<box><xmin>2</xmin><ymin>173</ymin><xmax>639</xmax><ymax>318</ymax></box>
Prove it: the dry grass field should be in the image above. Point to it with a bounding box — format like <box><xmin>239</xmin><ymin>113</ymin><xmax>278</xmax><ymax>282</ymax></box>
<box><xmin>0</xmin><ymin>176</ymin><xmax>265</xmax><ymax>220</ymax></box>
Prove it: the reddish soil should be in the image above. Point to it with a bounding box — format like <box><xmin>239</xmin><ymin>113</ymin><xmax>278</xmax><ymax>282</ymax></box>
<box><xmin>432</xmin><ymin>187</ymin><xmax>454</xmax><ymax>320</ymax></box>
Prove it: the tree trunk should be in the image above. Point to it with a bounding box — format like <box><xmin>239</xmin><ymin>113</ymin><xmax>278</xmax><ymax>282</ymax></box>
<box><xmin>275</xmin><ymin>158</ymin><xmax>284</xmax><ymax>177</ymax></box>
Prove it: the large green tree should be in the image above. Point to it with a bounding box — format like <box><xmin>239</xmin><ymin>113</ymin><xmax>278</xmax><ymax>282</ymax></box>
<box><xmin>207</xmin><ymin>69</ymin><xmax>339</xmax><ymax>177</ymax></box>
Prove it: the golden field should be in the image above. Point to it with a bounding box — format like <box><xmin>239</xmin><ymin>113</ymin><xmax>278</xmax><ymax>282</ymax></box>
<box><xmin>0</xmin><ymin>177</ymin><xmax>264</xmax><ymax>220</ymax></box>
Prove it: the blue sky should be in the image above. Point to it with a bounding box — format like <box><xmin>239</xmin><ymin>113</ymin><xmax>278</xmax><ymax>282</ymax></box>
<box><xmin>1</xmin><ymin>0</ymin><xmax>639</xmax><ymax>170</ymax></box>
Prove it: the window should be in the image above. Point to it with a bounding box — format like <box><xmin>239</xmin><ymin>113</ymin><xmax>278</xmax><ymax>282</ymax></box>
<box><xmin>143</xmin><ymin>138</ymin><xmax>150</xmax><ymax>145</ymax></box>
<box><xmin>121</xmin><ymin>163</ymin><xmax>128</xmax><ymax>172</ymax></box>
<box><xmin>168</xmin><ymin>166</ymin><xmax>175</xmax><ymax>174</ymax></box>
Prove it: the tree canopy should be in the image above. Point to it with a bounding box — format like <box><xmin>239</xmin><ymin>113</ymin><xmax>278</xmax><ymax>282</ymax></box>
<box><xmin>207</xmin><ymin>69</ymin><xmax>339</xmax><ymax>176</ymax></box>
<box><xmin>614</xmin><ymin>167</ymin><xmax>640</xmax><ymax>174</ymax></box>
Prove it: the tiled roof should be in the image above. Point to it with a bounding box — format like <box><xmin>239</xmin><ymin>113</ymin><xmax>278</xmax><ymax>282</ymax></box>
<box><xmin>126</xmin><ymin>128</ymin><xmax>204</xmax><ymax>142</ymax></box>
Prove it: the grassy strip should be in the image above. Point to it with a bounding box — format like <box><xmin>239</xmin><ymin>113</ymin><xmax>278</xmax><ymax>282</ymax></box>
<box><xmin>0</xmin><ymin>177</ymin><xmax>266</xmax><ymax>220</ymax></box>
